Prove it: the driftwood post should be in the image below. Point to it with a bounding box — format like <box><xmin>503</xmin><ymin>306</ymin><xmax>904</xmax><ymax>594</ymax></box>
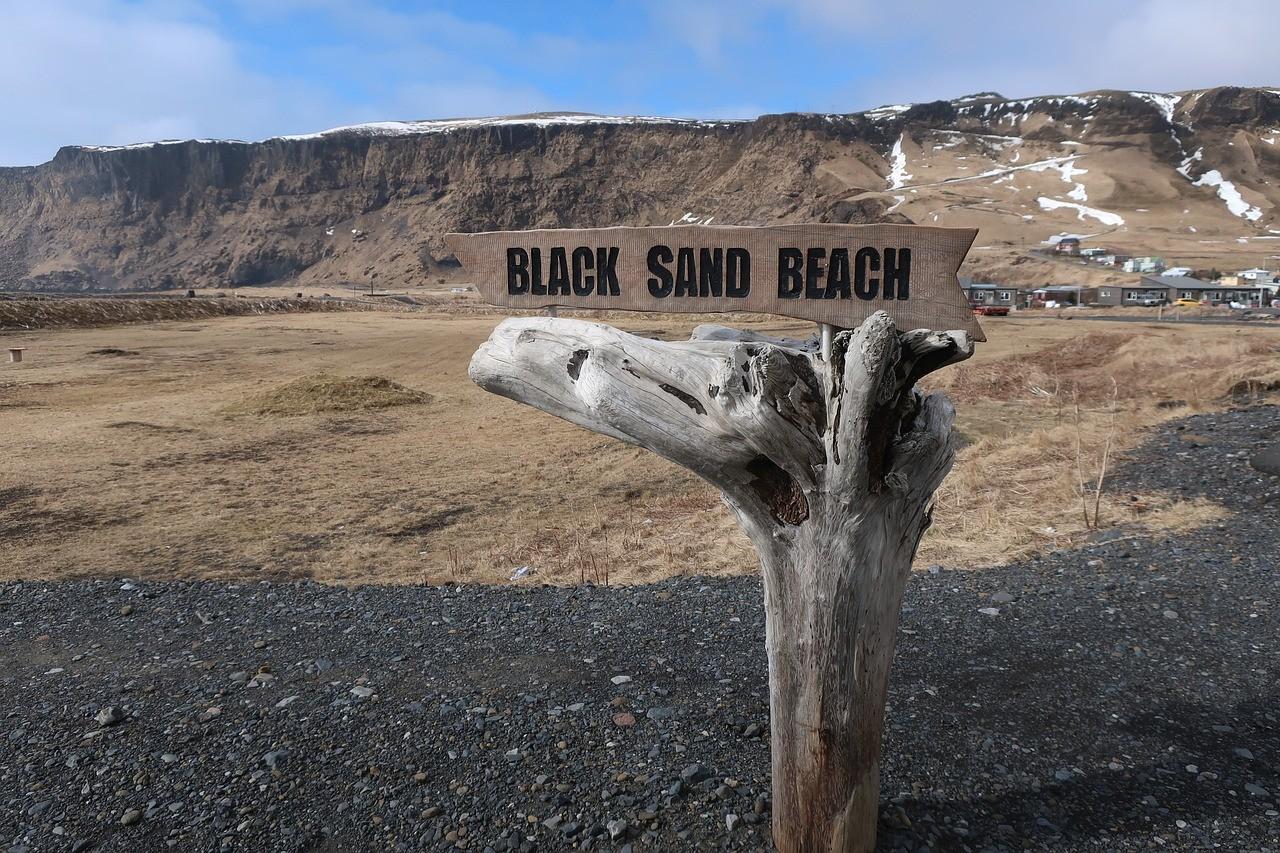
<box><xmin>470</xmin><ymin>310</ymin><xmax>973</xmax><ymax>851</ymax></box>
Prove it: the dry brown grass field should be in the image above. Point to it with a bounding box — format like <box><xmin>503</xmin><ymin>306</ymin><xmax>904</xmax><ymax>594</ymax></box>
<box><xmin>2</xmin><ymin>307</ymin><xmax>1277</xmax><ymax>586</ymax></box>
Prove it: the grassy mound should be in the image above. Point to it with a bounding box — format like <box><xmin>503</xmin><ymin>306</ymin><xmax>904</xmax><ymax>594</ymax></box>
<box><xmin>227</xmin><ymin>374</ymin><xmax>432</xmax><ymax>416</ymax></box>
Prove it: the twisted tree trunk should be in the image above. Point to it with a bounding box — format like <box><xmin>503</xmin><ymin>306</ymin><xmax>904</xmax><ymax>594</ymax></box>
<box><xmin>469</xmin><ymin>311</ymin><xmax>973</xmax><ymax>852</ymax></box>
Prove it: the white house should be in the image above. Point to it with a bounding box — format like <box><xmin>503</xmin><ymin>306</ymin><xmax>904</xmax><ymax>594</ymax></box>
<box><xmin>1123</xmin><ymin>256</ymin><xmax>1165</xmax><ymax>274</ymax></box>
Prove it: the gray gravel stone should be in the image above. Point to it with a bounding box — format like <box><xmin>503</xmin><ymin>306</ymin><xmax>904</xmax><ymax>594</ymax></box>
<box><xmin>94</xmin><ymin>705</ymin><xmax>125</xmax><ymax>726</ymax></box>
<box><xmin>0</xmin><ymin>405</ymin><xmax>1276</xmax><ymax>852</ymax></box>
<box><xmin>680</xmin><ymin>763</ymin><xmax>711</xmax><ymax>784</ymax></box>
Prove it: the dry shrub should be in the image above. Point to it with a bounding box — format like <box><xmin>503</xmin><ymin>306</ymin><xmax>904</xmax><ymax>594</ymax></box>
<box><xmin>225</xmin><ymin>374</ymin><xmax>432</xmax><ymax>416</ymax></box>
<box><xmin>919</xmin><ymin>401</ymin><xmax>1227</xmax><ymax>566</ymax></box>
<box><xmin>913</xmin><ymin>328</ymin><xmax>1280</xmax><ymax>567</ymax></box>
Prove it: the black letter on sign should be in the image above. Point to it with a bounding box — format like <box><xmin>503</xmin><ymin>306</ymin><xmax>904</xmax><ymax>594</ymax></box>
<box><xmin>854</xmin><ymin>247</ymin><xmax>879</xmax><ymax>300</ymax></box>
<box><xmin>674</xmin><ymin>248</ymin><xmax>697</xmax><ymax>297</ymax></box>
<box><xmin>778</xmin><ymin>248</ymin><xmax>803</xmax><ymax>298</ymax></box>
<box><xmin>826</xmin><ymin>248</ymin><xmax>851</xmax><ymax>299</ymax></box>
<box><xmin>698</xmin><ymin>248</ymin><xmax>723</xmax><ymax>297</ymax></box>
<box><xmin>805</xmin><ymin>247</ymin><xmax>826</xmax><ymax>299</ymax></box>
<box><xmin>726</xmin><ymin>248</ymin><xmax>751</xmax><ymax>297</ymax></box>
<box><xmin>597</xmin><ymin>247</ymin><xmax>620</xmax><ymax>295</ymax></box>
<box><xmin>647</xmin><ymin>245</ymin><xmax>674</xmax><ymax>297</ymax></box>
<box><xmin>547</xmin><ymin>247</ymin><xmax>570</xmax><ymax>296</ymax></box>
<box><xmin>571</xmin><ymin>247</ymin><xmax>594</xmax><ymax>296</ymax></box>
<box><xmin>506</xmin><ymin>248</ymin><xmax>529</xmax><ymax>295</ymax></box>
<box><xmin>530</xmin><ymin>247</ymin><xmax>546</xmax><ymax>295</ymax></box>
<box><xmin>884</xmin><ymin>248</ymin><xmax>911</xmax><ymax>299</ymax></box>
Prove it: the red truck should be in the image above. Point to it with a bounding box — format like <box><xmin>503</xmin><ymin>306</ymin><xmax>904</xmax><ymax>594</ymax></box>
<box><xmin>971</xmin><ymin>304</ymin><xmax>1009</xmax><ymax>316</ymax></box>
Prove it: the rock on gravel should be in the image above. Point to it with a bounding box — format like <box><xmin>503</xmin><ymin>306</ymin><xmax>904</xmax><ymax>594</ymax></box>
<box><xmin>93</xmin><ymin>705</ymin><xmax>126</xmax><ymax>727</ymax></box>
<box><xmin>0</xmin><ymin>405</ymin><xmax>1277</xmax><ymax>851</ymax></box>
<box><xmin>1250</xmin><ymin>442</ymin><xmax>1280</xmax><ymax>476</ymax></box>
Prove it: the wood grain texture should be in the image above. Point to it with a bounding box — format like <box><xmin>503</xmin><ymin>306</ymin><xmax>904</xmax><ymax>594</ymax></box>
<box><xmin>446</xmin><ymin>224</ymin><xmax>984</xmax><ymax>340</ymax></box>
<box><xmin>469</xmin><ymin>310</ymin><xmax>973</xmax><ymax>852</ymax></box>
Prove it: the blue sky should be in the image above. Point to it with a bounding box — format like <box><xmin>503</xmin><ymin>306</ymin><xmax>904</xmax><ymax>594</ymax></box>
<box><xmin>3</xmin><ymin>0</ymin><xmax>1279</xmax><ymax>165</ymax></box>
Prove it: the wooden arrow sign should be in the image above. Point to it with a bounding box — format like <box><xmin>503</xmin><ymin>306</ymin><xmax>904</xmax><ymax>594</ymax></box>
<box><xmin>446</xmin><ymin>223</ymin><xmax>983</xmax><ymax>339</ymax></box>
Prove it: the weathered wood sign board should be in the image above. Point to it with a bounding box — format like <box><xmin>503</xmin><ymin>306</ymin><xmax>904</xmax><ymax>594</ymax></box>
<box><xmin>446</xmin><ymin>223</ymin><xmax>983</xmax><ymax>339</ymax></box>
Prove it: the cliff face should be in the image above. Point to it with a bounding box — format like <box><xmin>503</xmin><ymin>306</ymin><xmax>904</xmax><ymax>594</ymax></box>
<box><xmin>2</xmin><ymin>87</ymin><xmax>1278</xmax><ymax>292</ymax></box>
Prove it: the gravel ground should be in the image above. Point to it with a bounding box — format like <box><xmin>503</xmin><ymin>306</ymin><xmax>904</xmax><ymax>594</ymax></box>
<box><xmin>2</xmin><ymin>404</ymin><xmax>1277</xmax><ymax>853</ymax></box>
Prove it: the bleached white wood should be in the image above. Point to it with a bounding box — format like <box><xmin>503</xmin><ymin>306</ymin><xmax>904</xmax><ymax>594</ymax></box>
<box><xmin>689</xmin><ymin>323</ymin><xmax>817</xmax><ymax>351</ymax></box>
<box><xmin>820</xmin><ymin>322</ymin><xmax>835</xmax><ymax>362</ymax></box>
<box><xmin>469</xmin><ymin>311</ymin><xmax>973</xmax><ymax>853</ymax></box>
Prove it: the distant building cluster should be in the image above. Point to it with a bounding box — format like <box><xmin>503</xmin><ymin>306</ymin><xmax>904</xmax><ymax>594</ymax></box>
<box><xmin>1053</xmin><ymin>237</ymin><xmax>1171</xmax><ymax>274</ymax></box>
<box><xmin>963</xmin><ymin>236</ymin><xmax>1280</xmax><ymax>310</ymax></box>
<box><xmin>963</xmin><ymin>274</ymin><xmax>1279</xmax><ymax>309</ymax></box>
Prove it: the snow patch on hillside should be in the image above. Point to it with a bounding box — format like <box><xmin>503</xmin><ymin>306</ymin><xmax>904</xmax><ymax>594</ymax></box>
<box><xmin>1029</xmin><ymin>156</ymin><xmax>1089</xmax><ymax>200</ymax></box>
<box><xmin>1192</xmin><ymin>170</ymin><xmax>1263</xmax><ymax>220</ymax></box>
<box><xmin>1041</xmin><ymin>232</ymin><xmax>1095</xmax><ymax>244</ymax></box>
<box><xmin>1175</xmin><ymin>148</ymin><xmax>1263</xmax><ymax>221</ymax></box>
<box><xmin>76</xmin><ymin>114</ymin><xmax>739</xmax><ymax>150</ymax></box>
<box><xmin>1002</xmin><ymin>95</ymin><xmax>1100</xmax><ymax>115</ymax></box>
<box><xmin>278</xmin><ymin>114</ymin><xmax>733</xmax><ymax>141</ymax></box>
<box><xmin>1037</xmin><ymin>197</ymin><xmax>1125</xmax><ymax>226</ymax></box>
<box><xmin>865</xmin><ymin>104</ymin><xmax>911</xmax><ymax>120</ymax></box>
<box><xmin>897</xmin><ymin>154</ymin><xmax>1084</xmax><ymax>190</ymax></box>
<box><xmin>936</xmin><ymin>130</ymin><xmax>1024</xmax><ymax>147</ymax></box>
<box><xmin>887</xmin><ymin>134</ymin><xmax>912</xmax><ymax>189</ymax></box>
<box><xmin>1129</xmin><ymin>91</ymin><xmax>1180</xmax><ymax>124</ymax></box>
<box><xmin>1177</xmin><ymin>147</ymin><xmax>1203</xmax><ymax>178</ymax></box>
<box><xmin>76</xmin><ymin>138</ymin><xmax>242</xmax><ymax>152</ymax></box>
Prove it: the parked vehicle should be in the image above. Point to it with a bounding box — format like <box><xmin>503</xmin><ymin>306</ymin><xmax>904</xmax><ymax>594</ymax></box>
<box><xmin>971</xmin><ymin>304</ymin><xmax>1009</xmax><ymax>316</ymax></box>
<box><xmin>1173</xmin><ymin>298</ymin><xmax>1202</xmax><ymax>308</ymax></box>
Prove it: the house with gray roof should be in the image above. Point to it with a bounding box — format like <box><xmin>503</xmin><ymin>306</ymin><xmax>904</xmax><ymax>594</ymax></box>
<box><xmin>1151</xmin><ymin>275</ymin><xmax>1270</xmax><ymax>305</ymax></box>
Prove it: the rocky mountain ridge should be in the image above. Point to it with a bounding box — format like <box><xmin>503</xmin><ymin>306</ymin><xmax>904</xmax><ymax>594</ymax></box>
<box><xmin>2</xmin><ymin>86</ymin><xmax>1278</xmax><ymax>292</ymax></box>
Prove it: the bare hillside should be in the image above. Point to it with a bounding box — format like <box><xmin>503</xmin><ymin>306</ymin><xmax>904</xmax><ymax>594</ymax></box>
<box><xmin>1</xmin><ymin>88</ymin><xmax>1278</xmax><ymax>293</ymax></box>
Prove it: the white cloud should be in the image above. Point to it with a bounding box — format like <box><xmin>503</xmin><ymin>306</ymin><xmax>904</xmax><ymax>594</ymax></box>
<box><xmin>3</xmin><ymin>0</ymin><xmax>1278</xmax><ymax>165</ymax></box>
<box><xmin>0</xmin><ymin>0</ymin><xmax>563</xmax><ymax>165</ymax></box>
<box><xmin>1091</xmin><ymin>0</ymin><xmax>1280</xmax><ymax>92</ymax></box>
<box><xmin>0</xmin><ymin>1</ymin><xmax>325</xmax><ymax>164</ymax></box>
<box><xmin>817</xmin><ymin>0</ymin><xmax>1280</xmax><ymax>106</ymax></box>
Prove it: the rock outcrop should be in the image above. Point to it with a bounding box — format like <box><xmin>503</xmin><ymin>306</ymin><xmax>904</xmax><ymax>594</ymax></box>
<box><xmin>2</xmin><ymin>88</ymin><xmax>1278</xmax><ymax>292</ymax></box>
